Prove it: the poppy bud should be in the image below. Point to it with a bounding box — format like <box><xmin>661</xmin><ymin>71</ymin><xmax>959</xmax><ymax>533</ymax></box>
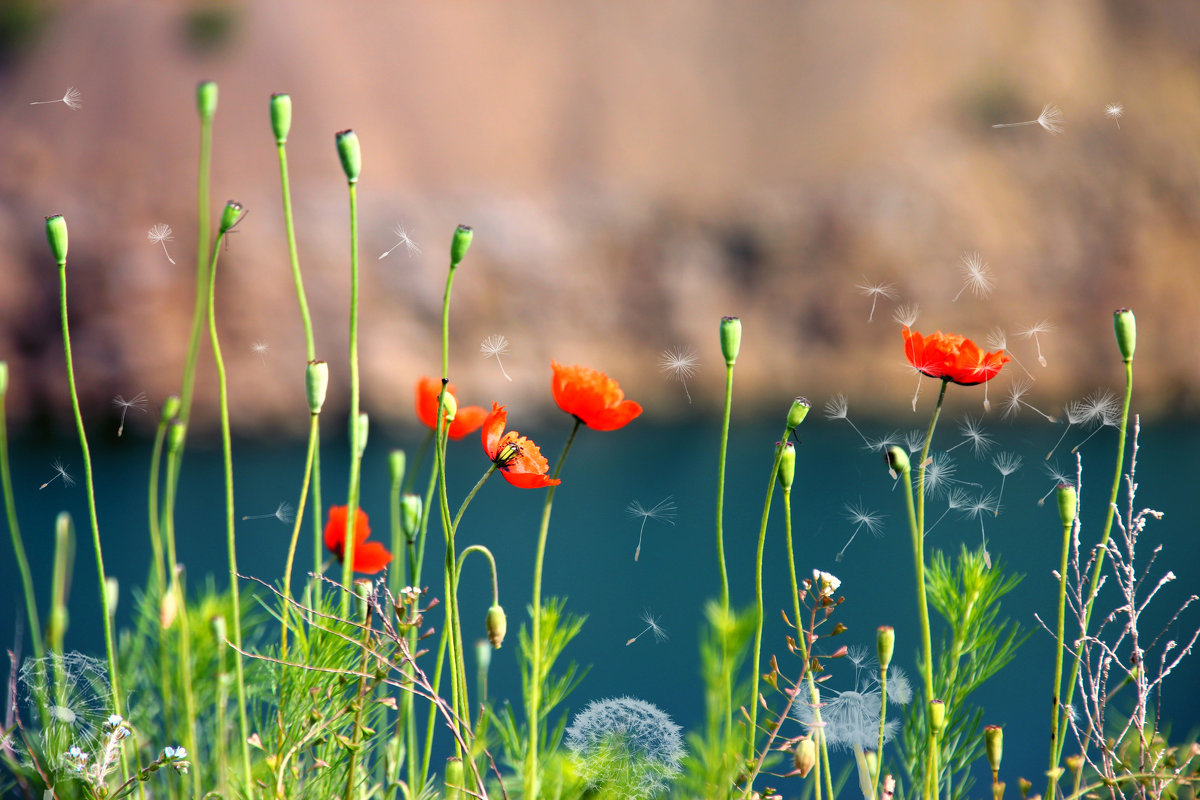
<box><xmin>219</xmin><ymin>201</ymin><xmax>243</xmax><ymax>234</ymax></box>
<box><xmin>1056</xmin><ymin>483</ymin><xmax>1076</xmax><ymax>529</ymax></box>
<box><xmin>486</xmin><ymin>604</ymin><xmax>507</xmax><ymax>648</ymax></box>
<box><xmin>0</xmin><ymin>361</ymin><xmax>8</xmax><ymax>398</ymax></box>
<box><xmin>885</xmin><ymin>445</ymin><xmax>909</xmax><ymax>477</ymax></box>
<box><xmin>1018</xmin><ymin>777</ymin><xmax>1032</xmax><ymax>798</ymax></box>
<box><xmin>354</xmin><ymin>578</ymin><xmax>374</xmax><ymax>620</ymax></box>
<box><xmin>1064</xmin><ymin>754</ymin><xmax>1083</xmax><ymax>777</ymax></box>
<box><xmin>985</xmin><ymin>725</ymin><xmax>1003</xmax><ymax>777</ymax></box>
<box><xmin>787</xmin><ymin>397</ymin><xmax>811</xmax><ymax>430</ymax></box>
<box><xmin>864</xmin><ymin>750</ymin><xmax>879</xmax><ymax>782</ymax></box>
<box><xmin>336</xmin><ymin>129</ymin><xmax>361</xmax><ymax>183</ymax></box>
<box><xmin>450</xmin><ymin>224</ymin><xmax>473</xmax><ymax>267</ymax></box>
<box><xmin>444</xmin><ymin>757</ymin><xmax>464</xmax><ymax>800</ymax></box>
<box><xmin>440</xmin><ymin>391</ymin><xmax>458</xmax><ymax>425</ymax></box>
<box><xmin>161</xmin><ymin>394</ymin><xmax>181</xmax><ymax>424</ymax></box>
<box><xmin>992</xmin><ymin>781</ymin><xmax>1006</xmax><ymax>800</ymax></box>
<box><xmin>45</xmin><ymin>214</ymin><xmax>68</xmax><ymax>266</ymax></box>
<box><xmin>353</xmin><ymin>413</ymin><xmax>369</xmax><ymax>456</ymax></box>
<box><xmin>270</xmin><ymin>92</ymin><xmax>291</xmax><ymax>144</ymax></box>
<box><xmin>196</xmin><ymin>80</ymin><xmax>218</xmax><ymax>120</ymax></box>
<box><xmin>793</xmin><ymin>736</ymin><xmax>816</xmax><ymax>778</ymax></box>
<box><xmin>400</xmin><ymin>494</ymin><xmax>422</xmax><ymax>543</ymax></box>
<box><xmin>877</xmin><ymin>625</ymin><xmax>895</xmax><ymax>669</ymax></box>
<box><xmin>776</xmin><ymin>441</ymin><xmax>795</xmax><ymax>490</ymax></box>
<box><xmin>1113</xmin><ymin>308</ymin><xmax>1136</xmax><ymax>362</ymax></box>
<box><xmin>929</xmin><ymin>699</ymin><xmax>946</xmax><ymax>734</ymax></box>
<box><xmin>306</xmin><ymin>361</ymin><xmax>328</xmax><ymax>414</ymax></box>
<box><xmin>388</xmin><ymin>449</ymin><xmax>406</xmax><ymax>488</ymax></box>
<box><xmin>720</xmin><ymin>316</ymin><xmax>742</xmax><ymax>366</ymax></box>
<box><xmin>167</xmin><ymin>421</ymin><xmax>187</xmax><ymax>454</ymax></box>
<box><xmin>160</xmin><ymin>584</ymin><xmax>178</xmax><ymax>629</ymax></box>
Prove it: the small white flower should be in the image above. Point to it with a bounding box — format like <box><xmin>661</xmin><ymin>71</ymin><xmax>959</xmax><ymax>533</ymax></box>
<box><xmin>812</xmin><ymin>569</ymin><xmax>841</xmax><ymax>596</ymax></box>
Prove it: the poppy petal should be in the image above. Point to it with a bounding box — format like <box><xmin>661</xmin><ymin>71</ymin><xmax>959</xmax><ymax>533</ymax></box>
<box><xmin>352</xmin><ymin>541</ymin><xmax>392</xmax><ymax>574</ymax></box>
<box><xmin>449</xmin><ymin>405</ymin><xmax>488</xmax><ymax>440</ymax></box>
<box><xmin>481</xmin><ymin>404</ymin><xmax>507</xmax><ymax>458</ymax></box>
<box><xmin>499</xmin><ymin>470</ymin><xmax>562</xmax><ymax>489</ymax></box>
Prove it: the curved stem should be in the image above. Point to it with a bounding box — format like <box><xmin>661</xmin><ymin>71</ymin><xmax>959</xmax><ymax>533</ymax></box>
<box><xmin>0</xmin><ymin>389</ymin><xmax>42</xmax><ymax>658</ymax></box>
<box><xmin>341</xmin><ymin>182</ymin><xmax>363</xmax><ymax>613</ymax></box>
<box><xmin>748</xmin><ymin>442</ymin><xmax>786</xmax><ymax>761</ymax></box>
<box><xmin>282</xmin><ymin>413</ymin><xmax>320</xmax><ymax>657</ymax></box>
<box><xmin>457</xmin><ymin>544</ymin><xmax>501</xmax><ymax>607</ymax></box>
<box><xmin>715</xmin><ymin>362</ymin><xmax>735</xmax><ymax>749</ymax></box>
<box><xmin>276</xmin><ymin>142</ymin><xmax>316</xmax><ymax>360</ymax></box>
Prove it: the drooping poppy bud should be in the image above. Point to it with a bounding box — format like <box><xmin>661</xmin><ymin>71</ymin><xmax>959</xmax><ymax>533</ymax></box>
<box><xmin>1018</xmin><ymin>777</ymin><xmax>1032</xmax><ymax>798</ymax></box>
<box><xmin>720</xmin><ymin>316</ymin><xmax>742</xmax><ymax>366</ymax></box>
<box><xmin>270</xmin><ymin>92</ymin><xmax>291</xmax><ymax>144</ymax></box>
<box><xmin>793</xmin><ymin>736</ymin><xmax>816</xmax><ymax>777</ymax></box>
<box><xmin>400</xmin><ymin>494</ymin><xmax>422</xmax><ymax>543</ymax></box>
<box><xmin>992</xmin><ymin>781</ymin><xmax>1006</xmax><ymax>800</ymax></box>
<box><xmin>440</xmin><ymin>391</ymin><xmax>458</xmax><ymax>425</ymax></box>
<box><xmin>450</xmin><ymin>224</ymin><xmax>473</xmax><ymax>268</ymax></box>
<box><xmin>787</xmin><ymin>396</ymin><xmax>811</xmax><ymax>431</ymax></box>
<box><xmin>388</xmin><ymin>449</ymin><xmax>406</xmax><ymax>488</ymax></box>
<box><xmin>196</xmin><ymin>80</ymin><xmax>218</xmax><ymax>120</ymax></box>
<box><xmin>885</xmin><ymin>445</ymin><xmax>910</xmax><ymax>478</ymax></box>
<box><xmin>336</xmin><ymin>129</ymin><xmax>361</xmax><ymax>183</ymax></box>
<box><xmin>776</xmin><ymin>441</ymin><xmax>795</xmax><ymax>490</ymax></box>
<box><xmin>306</xmin><ymin>361</ymin><xmax>328</xmax><ymax>414</ymax></box>
<box><xmin>486</xmin><ymin>604</ymin><xmax>507</xmax><ymax>648</ymax></box>
<box><xmin>45</xmin><ymin>214</ymin><xmax>68</xmax><ymax>266</ymax></box>
<box><xmin>1056</xmin><ymin>483</ymin><xmax>1077</xmax><ymax>529</ymax></box>
<box><xmin>877</xmin><ymin>625</ymin><xmax>895</xmax><ymax>670</ymax></box>
<box><xmin>1113</xmin><ymin>308</ymin><xmax>1136</xmax><ymax>362</ymax></box>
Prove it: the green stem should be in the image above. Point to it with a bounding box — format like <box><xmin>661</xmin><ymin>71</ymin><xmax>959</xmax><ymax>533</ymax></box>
<box><xmin>1048</xmin><ymin>507</ymin><xmax>1073</xmax><ymax>790</ymax></box>
<box><xmin>206</xmin><ymin>227</ymin><xmax>253</xmax><ymax>789</ymax></box>
<box><xmin>342</xmin><ymin>181</ymin><xmax>363</xmax><ymax>613</ymax></box>
<box><xmin>0</xmin><ymin>385</ymin><xmax>43</xmax><ymax>658</ymax></box>
<box><xmin>525</xmin><ymin>418</ymin><xmax>582</xmax><ymax>800</ymax></box>
<box><xmin>457</xmin><ymin>544</ymin><xmax>501</xmax><ymax>606</ymax></box>
<box><xmin>162</xmin><ymin>445</ymin><xmax>199</xmax><ymax>798</ymax></box>
<box><xmin>715</xmin><ymin>362</ymin><xmax>735</xmax><ymax>751</ymax></box>
<box><xmin>748</xmin><ymin>441</ymin><xmax>787</xmax><ymax>761</ymax></box>
<box><xmin>342</xmin><ymin>599</ymin><xmax>375</xmax><ymax>800</ymax></box>
<box><xmin>282</xmin><ymin>413</ymin><xmax>320</xmax><ymax>657</ymax></box>
<box><xmin>874</xmin><ymin>665</ymin><xmax>889</xmax><ymax>795</ymax></box>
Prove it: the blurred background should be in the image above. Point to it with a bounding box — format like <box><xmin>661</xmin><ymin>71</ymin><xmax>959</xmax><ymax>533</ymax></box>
<box><xmin>2</xmin><ymin>2</ymin><xmax>1200</xmax><ymax>798</ymax></box>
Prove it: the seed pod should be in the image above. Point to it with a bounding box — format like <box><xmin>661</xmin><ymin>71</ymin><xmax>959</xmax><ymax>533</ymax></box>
<box><xmin>335</xmin><ymin>129</ymin><xmax>361</xmax><ymax>183</ymax></box>
<box><xmin>270</xmin><ymin>92</ymin><xmax>291</xmax><ymax>144</ymax></box>
<box><xmin>877</xmin><ymin>625</ymin><xmax>895</xmax><ymax>670</ymax></box>
<box><xmin>306</xmin><ymin>361</ymin><xmax>329</xmax><ymax>414</ymax></box>
<box><xmin>720</xmin><ymin>316</ymin><xmax>742</xmax><ymax>366</ymax></box>
<box><xmin>1113</xmin><ymin>308</ymin><xmax>1136</xmax><ymax>362</ymax></box>
<box><xmin>450</xmin><ymin>224</ymin><xmax>473</xmax><ymax>267</ymax></box>
<box><xmin>486</xmin><ymin>604</ymin><xmax>507</xmax><ymax>649</ymax></box>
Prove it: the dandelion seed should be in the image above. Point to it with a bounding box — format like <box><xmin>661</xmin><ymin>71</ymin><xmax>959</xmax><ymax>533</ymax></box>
<box><xmin>985</xmin><ymin>327</ymin><xmax>1034</xmax><ymax>379</ymax></box>
<box><xmin>992</xmin><ymin>452</ymin><xmax>1023</xmax><ymax>513</ymax></box>
<box><xmin>793</xmin><ymin>658</ymin><xmax>911</xmax><ymax>750</ymax></box>
<box><xmin>961</xmin><ymin>491</ymin><xmax>1000</xmax><ymax>568</ymax></box>
<box><xmin>836</xmin><ymin>501</ymin><xmax>886</xmax><ymax>562</ymax></box>
<box><xmin>1038</xmin><ymin>462</ymin><xmax>1073</xmax><ymax>506</ymax></box>
<box><xmin>943</xmin><ymin>415</ymin><xmax>995</xmax><ymax>458</ymax></box>
<box><xmin>111</xmin><ymin>392</ymin><xmax>148</xmax><ymax>437</ymax></box>
<box><xmin>926</xmin><ymin>489</ymin><xmax>971</xmax><ymax>535</ymax></box>
<box><xmin>855</xmin><ymin>278</ymin><xmax>897</xmax><ymax>322</ymax></box>
<box><xmin>825</xmin><ymin>393</ymin><xmax>871</xmax><ymax>447</ymax></box>
<box><xmin>30</xmin><ymin>86</ymin><xmax>82</xmax><ymax>111</ymax></box>
<box><xmin>1045</xmin><ymin>396</ymin><xmax>1091</xmax><ymax>460</ymax></box>
<box><xmin>659</xmin><ymin>347</ymin><xmax>698</xmax><ymax>404</ymax></box>
<box><xmin>626</xmin><ymin>496</ymin><xmax>677</xmax><ymax>561</ymax></box>
<box><xmin>923</xmin><ymin>452</ymin><xmax>981</xmax><ymax>499</ymax></box>
<box><xmin>39</xmin><ymin>459</ymin><xmax>75</xmax><ymax>490</ymax></box>
<box><xmin>892</xmin><ymin>303</ymin><xmax>920</xmax><ymax>328</ymax></box>
<box><xmin>1105</xmin><ymin>102</ymin><xmax>1124</xmax><ymax>130</ymax></box>
<box><xmin>952</xmin><ymin>252</ymin><xmax>995</xmax><ymax>302</ymax></box>
<box><xmin>241</xmin><ymin>501</ymin><xmax>295</xmax><ymax>525</ymax></box>
<box><xmin>1070</xmin><ymin>390</ymin><xmax>1120</xmax><ymax>453</ymax></box>
<box><xmin>146</xmin><ymin>224</ymin><xmax>175</xmax><ymax>265</ymax></box>
<box><xmin>251</xmin><ymin>341</ymin><xmax>270</xmax><ymax>365</ymax></box>
<box><xmin>625</xmin><ymin>609</ymin><xmax>668</xmax><ymax>646</ymax></box>
<box><xmin>379</xmin><ymin>223</ymin><xmax>421</xmax><ymax>259</ymax></box>
<box><xmin>992</xmin><ymin>102</ymin><xmax>1064</xmax><ymax>135</ymax></box>
<box><xmin>479</xmin><ymin>334</ymin><xmax>513</xmax><ymax>381</ymax></box>
<box><xmin>1018</xmin><ymin>319</ymin><xmax>1054</xmax><ymax>367</ymax></box>
<box><xmin>565</xmin><ymin>697</ymin><xmax>684</xmax><ymax>800</ymax></box>
<box><xmin>1002</xmin><ymin>378</ymin><xmax>1056</xmax><ymax>423</ymax></box>
<box><xmin>904</xmin><ymin>429</ymin><xmax>925</xmax><ymax>455</ymax></box>
<box><xmin>18</xmin><ymin>652</ymin><xmax>112</xmax><ymax>780</ymax></box>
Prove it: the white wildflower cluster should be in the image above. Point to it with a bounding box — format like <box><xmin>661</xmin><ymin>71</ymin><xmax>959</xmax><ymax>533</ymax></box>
<box><xmin>812</xmin><ymin>569</ymin><xmax>841</xmax><ymax>597</ymax></box>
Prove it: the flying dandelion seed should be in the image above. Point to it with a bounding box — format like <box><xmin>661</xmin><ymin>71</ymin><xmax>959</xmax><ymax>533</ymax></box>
<box><xmin>1038</xmin><ymin>462</ymin><xmax>1073</xmax><ymax>506</ymax></box>
<box><xmin>659</xmin><ymin>347</ymin><xmax>699</xmax><ymax>404</ymax></box>
<box><xmin>625</xmin><ymin>609</ymin><xmax>669</xmax><ymax>646</ymax></box>
<box><xmin>836</xmin><ymin>501</ymin><xmax>885</xmax><ymax>562</ymax></box>
<box><xmin>923</xmin><ymin>452</ymin><xmax>981</xmax><ymax>499</ymax></box>
<box><xmin>241</xmin><ymin>501</ymin><xmax>295</xmax><ymax>525</ymax></box>
<box><xmin>1105</xmin><ymin>102</ymin><xmax>1124</xmax><ymax>130</ymax></box>
<box><xmin>926</xmin><ymin>489</ymin><xmax>971</xmax><ymax>535</ymax></box>
<box><xmin>111</xmin><ymin>392</ymin><xmax>148</xmax><ymax>437</ymax></box>
<box><xmin>626</xmin><ymin>496</ymin><xmax>677</xmax><ymax>561</ymax></box>
<box><xmin>892</xmin><ymin>303</ymin><xmax>920</xmax><ymax>328</ymax></box>
<box><xmin>379</xmin><ymin>223</ymin><xmax>421</xmax><ymax>259</ymax></box>
<box><xmin>1002</xmin><ymin>378</ymin><xmax>1057</xmax><ymax>423</ymax></box>
<box><xmin>250</xmin><ymin>341</ymin><xmax>270</xmax><ymax>366</ymax></box>
<box><xmin>1018</xmin><ymin>320</ymin><xmax>1054</xmax><ymax>367</ymax></box>
<box><xmin>39</xmin><ymin>459</ymin><xmax>75</xmax><ymax>490</ymax></box>
<box><xmin>904</xmin><ymin>429</ymin><xmax>925</xmax><ymax>455</ymax></box>
<box><xmin>146</xmin><ymin>224</ymin><xmax>175</xmax><ymax>265</ymax></box>
<box><xmin>1068</xmin><ymin>390</ymin><xmax>1120</xmax><ymax>454</ymax></box>
<box><xmin>1045</xmin><ymin>396</ymin><xmax>1091</xmax><ymax>461</ymax></box>
<box><xmin>855</xmin><ymin>278</ymin><xmax>897</xmax><ymax>322</ymax></box>
<box><xmin>985</xmin><ymin>327</ymin><xmax>1034</xmax><ymax>379</ymax></box>
<box><xmin>793</xmin><ymin>656</ymin><xmax>912</xmax><ymax>751</ymax></box>
<box><xmin>943</xmin><ymin>415</ymin><xmax>995</xmax><ymax>458</ymax></box>
<box><xmin>479</xmin><ymin>334</ymin><xmax>513</xmax><ymax>381</ymax></box>
<box><xmin>992</xmin><ymin>102</ymin><xmax>1064</xmax><ymax>135</ymax></box>
<box><xmin>992</xmin><ymin>452</ymin><xmax>1023</xmax><ymax>513</ymax></box>
<box><xmin>961</xmin><ymin>491</ymin><xmax>1000</xmax><ymax>568</ymax></box>
<box><xmin>824</xmin><ymin>393</ymin><xmax>872</xmax><ymax>447</ymax></box>
<box><xmin>30</xmin><ymin>86</ymin><xmax>82</xmax><ymax>111</ymax></box>
<box><xmin>952</xmin><ymin>252</ymin><xmax>995</xmax><ymax>301</ymax></box>
<box><xmin>864</xmin><ymin>430</ymin><xmax>902</xmax><ymax>453</ymax></box>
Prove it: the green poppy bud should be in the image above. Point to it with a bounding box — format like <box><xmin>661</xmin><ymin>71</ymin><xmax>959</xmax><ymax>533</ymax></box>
<box><xmin>167</xmin><ymin>421</ymin><xmax>187</xmax><ymax>454</ymax></box>
<box><xmin>388</xmin><ymin>449</ymin><xmax>406</xmax><ymax>488</ymax></box>
<box><xmin>270</xmin><ymin>92</ymin><xmax>291</xmax><ymax>144</ymax></box>
<box><xmin>306</xmin><ymin>360</ymin><xmax>328</xmax><ymax>414</ymax></box>
<box><xmin>45</xmin><ymin>214</ymin><xmax>68</xmax><ymax>266</ymax></box>
<box><xmin>776</xmin><ymin>441</ymin><xmax>795</xmax><ymax>490</ymax></box>
<box><xmin>335</xmin><ymin>129</ymin><xmax>361</xmax><ymax>183</ymax></box>
<box><xmin>1113</xmin><ymin>308</ymin><xmax>1136</xmax><ymax>362</ymax></box>
<box><xmin>793</xmin><ymin>736</ymin><xmax>816</xmax><ymax>777</ymax></box>
<box><xmin>353</xmin><ymin>413</ymin><xmax>369</xmax><ymax>457</ymax></box>
<box><xmin>219</xmin><ymin>201</ymin><xmax>243</xmax><ymax>234</ymax></box>
<box><xmin>985</xmin><ymin>725</ymin><xmax>1003</xmax><ymax>777</ymax></box>
<box><xmin>1056</xmin><ymin>483</ymin><xmax>1077</xmax><ymax>529</ymax></box>
<box><xmin>877</xmin><ymin>625</ymin><xmax>895</xmax><ymax>669</ymax></box>
<box><xmin>353</xmin><ymin>577</ymin><xmax>374</xmax><ymax>620</ymax></box>
<box><xmin>196</xmin><ymin>80</ymin><xmax>218</xmax><ymax>120</ymax></box>
<box><xmin>161</xmin><ymin>394</ymin><xmax>181</xmax><ymax>424</ymax></box>
<box><xmin>444</xmin><ymin>757</ymin><xmax>464</xmax><ymax>800</ymax></box>
<box><xmin>885</xmin><ymin>445</ymin><xmax>909</xmax><ymax>477</ymax></box>
<box><xmin>0</xmin><ymin>361</ymin><xmax>8</xmax><ymax>398</ymax></box>
<box><xmin>720</xmin><ymin>316</ymin><xmax>742</xmax><ymax>366</ymax></box>
<box><xmin>1018</xmin><ymin>777</ymin><xmax>1032</xmax><ymax>798</ymax></box>
<box><xmin>992</xmin><ymin>781</ymin><xmax>1006</xmax><ymax>800</ymax></box>
<box><xmin>929</xmin><ymin>699</ymin><xmax>946</xmax><ymax>734</ymax></box>
<box><xmin>400</xmin><ymin>493</ymin><xmax>422</xmax><ymax>543</ymax></box>
<box><xmin>450</xmin><ymin>224</ymin><xmax>473</xmax><ymax>267</ymax></box>
<box><xmin>486</xmin><ymin>604</ymin><xmax>507</xmax><ymax>648</ymax></box>
<box><xmin>440</xmin><ymin>391</ymin><xmax>458</xmax><ymax>424</ymax></box>
<box><xmin>786</xmin><ymin>397</ymin><xmax>811</xmax><ymax>430</ymax></box>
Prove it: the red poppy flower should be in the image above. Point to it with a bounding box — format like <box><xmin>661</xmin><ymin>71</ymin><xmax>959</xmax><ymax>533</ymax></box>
<box><xmin>481</xmin><ymin>403</ymin><xmax>562</xmax><ymax>489</ymax></box>
<box><xmin>323</xmin><ymin>505</ymin><xmax>392</xmax><ymax>574</ymax></box>
<box><xmin>902</xmin><ymin>326</ymin><xmax>1010</xmax><ymax>386</ymax></box>
<box><xmin>550</xmin><ymin>361</ymin><xmax>642</xmax><ymax>431</ymax></box>
<box><xmin>415</xmin><ymin>376</ymin><xmax>487</xmax><ymax>440</ymax></box>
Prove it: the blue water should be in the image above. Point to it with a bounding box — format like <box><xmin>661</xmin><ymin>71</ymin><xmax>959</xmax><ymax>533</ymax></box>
<box><xmin>3</xmin><ymin>414</ymin><xmax>1198</xmax><ymax>796</ymax></box>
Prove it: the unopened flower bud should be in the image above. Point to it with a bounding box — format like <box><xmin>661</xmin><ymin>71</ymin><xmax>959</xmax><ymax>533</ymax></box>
<box><xmin>1017</xmin><ymin>777</ymin><xmax>1032</xmax><ymax>798</ymax></box>
<box><xmin>450</xmin><ymin>224</ymin><xmax>473</xmax><ymax>267</ymax></box>
<box><xmin>336</xmin><ymin>129</ymin><xmax>361</xmax><ymax>183</ymax></box>
<box><xmin>985</xmin><ymin>725</ymin><xmax>1003</xmax><ymax>777</ymax></box>
<box><xmin>270</xmin><ymin>92</ymin><xmax>291</xmax><ymax>144</ymax></box>
<box><xmin>400</xmin><ymin>494</ymin><xmax>422</xmax><ymax>542</ymax></box>
<box><xmin>877</xmin><ymin>625</ymin><xmax>895</xmax><ymax>669</ymax></box>
<box><xmin>992</xmin><ymin>781</ymin><xmax>1006</xmax><ymax>800</ymax></box>
<box><xmin>167</xmin><ymin>421</ymin><xmax>187</xmax><ymax>454</ymax></box>
<box><xmin>1113</xmin><ymin>308</ymin><xmax>1136</xmax><ymax>362</ymax></box>
<box><xmin>196</xmin><ymin>80</ymin><xmax>218</xmax><ymax>120</ymax></box>
<box><xmin>1064</xmin><ymin>754</ymin><xmax>1083</xmax><ymax>776</ymax></box>
<box><xmin>929</xmin><ymin>699</ymin><xmax>946</xmax><ymax>734</ymax></box>
<box><xmin>160</xmin><ymin>586</ymin><xmax>178</xmax><ymax>629</ymax></box>
<box><xmin>0</xmin><ymin>361</ymin><xmax>8</xmax><ymax>398</ymax></box>
<box><xmin>776</xmin><ymin>441</ymin><xmax>795</xmax><ymax>490</ymax></box>
<box><xmin>885</xmin><ymin>445</ymin><xmax>909</xmax><ymax>477</ymax></box>
<box><xmin>219</xmin><ymin>201</ymin><xmax>243</xmax><ymax>233</ymax></box>
<box><xmin>720</xmin><ymin>316</ymin><xmax>742</xmax><ymax>366</ymax></box>
<box><xmin>104</xmin><ymin>577</ymin><xmax>119</xmax><ymax>616</ymax></box>
<box><xmin>45</xmin><ymin>214</ymin><xmax>68</xmax><ymax>266</ymax></box>
<box><xmin>444</xmin><ymin>757</ymin><xmax>464</xmax><ymax>800</ymax></box>
<box><xmin>161</xmin><ymin>395</ymin><xmax>181</xmax><ymax>424</ymax></box>
<box><xmin>486</xmin><ymin>604</ymin><xmax>507</xmax><ymax>648</ymax></box>
<box><xmin>353</xmin><ymin>413</ymin><xmax>369</xmax><ymax>456</ymax></box>
<box><xmin>306</xmin><ymin>360</ymin><xmax>328</xmax><ymax>414</ymax></box>
<box><xmin>354</xmin><ymin>578</ymin><xmax>374</xmax><ymax>620</ymax></box>
<box><xmin>1056</xmin><ymin>484</ymin><xmax>1076</xmax><ymax>529</ymax></box>
<box><xmin>793</xmin><ymin>736</ymin><xmax>816</xmax><ymax>778</ymax></box>
<box><xmin>786</xmin><ymin>397</ymin><xmax>811</xmax><ymax>430</ymax></box>
<box><xmin>440</xmin><ymin>391</ymin><xmax>458</xmax><ymax>425</ymax></box>
<box><xmin>389</xmin><ymin>449</ymin><xmax>406</xmax><ymax>488</ymax></box>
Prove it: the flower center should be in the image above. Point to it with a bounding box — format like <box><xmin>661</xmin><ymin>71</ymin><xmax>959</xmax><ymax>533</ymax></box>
<box><xmin>495</xmin><ymin>440</ymin><xmax>522</xmax><ymax>468</ymax></box>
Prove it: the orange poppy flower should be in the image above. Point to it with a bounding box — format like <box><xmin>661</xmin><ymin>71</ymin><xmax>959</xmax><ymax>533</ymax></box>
<box><xmin>415</xmin><ymin>376</ymin><xmax>487</xmax><ymax>440</ymax></box>
<box><xmin>902</xmin><ymin>326</ymin><xmax>1010</xmax><ymax>386</ymax></box>
<box><xmin>550</xmin><ymin>361</ymin><xmax>642</xmax><ymax>431</ymax></box>
<box><xmin>481</xmin><ymin>403</ymin><xmax>562</xmax><ymax>489</ymax></box>
<box><xmin>323</xmin><ymin>505</ymin><xmax>392</xmax><ymax>574</ymax></box>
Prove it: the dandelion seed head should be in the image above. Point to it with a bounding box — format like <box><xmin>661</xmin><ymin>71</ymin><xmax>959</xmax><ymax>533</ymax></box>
<box><xmin>964</xmin><ymin>491</ymin><xmax>1000</xmax><ymax>519</ymax></box>
<box><xmin>18</xmin><ymin>652</ymin><xmax>112</xmax><ymax>779</ymax></box>
<box><xmin>112</xmin><ymin>393</ymin><xmax>148</xmax><ymax>413</ymax></box>
<box><xmin>904</xmin><ymin>429</ymin><xmax>925</xmax><ymax>454</ymax></box>
<box><xmin>992</xmin><ymin>451</ymin><xmax>1023</xmax><ymax>476</ymax></box>
<box><xmin>956</xmin><ymin>415</ymin><xmax>995</xmax><ymax>457</ymax></box>
<box><xmin>824</xmin><ymin>393</ymin><xmax>850</xmax><ymax>421</ymax></box>
<box><xmin>640</xmin><ymin>610</ymin><xmax>669</xmax><ymax>643</ymax></box>
<box><xmin>985</xmin><ymin>326</ymin><xmax>1008</xmax><ymax>352</ymax></box>
<box><xmin>626</xmin><ymin>496</ymin><xmax>677</xmax><ymax>526</ymax></box>
<box><xmin>147</xmin><ymin>224</ymin><xmax>173</xmax><ymax>244</ymax></box>
<box><xmin>892</xmin><ymin>303</ymin><xmax>920</xmax><ymax>328</ymax></box>
<box><xmin>843</xmin><ymin>501</ymin><xmax>885</xmax><ymax>537</ymax></box>
<box><xmin>956</xmin><ymin>251</ymin><xmax>995</xmax><ymax>300</ymax></box>
<box><xmin>1037</xmin><ymin>103</ymin><xmax>1065</xmax><ymax>134</ymax></box>
<box><xmin>1002</xmin><ymin>378</ymin><xmax>1032</xmax><ymax>420</ymax></box>
<box><xmin>1080</xmin><ymin>389</ymin><xmax>1120</xmax><ymax>427</ymax></box>
<box><xmin>658</xmin><ymin>347</ymin><xmax>698</xmax><ymax>382</ymax></box>
<box><xmin>923</xmin><ymin>452</ymin><xmax>958</xmax><ymax>498</ymax></box>
<box><xmin>855</xmin><ymin>279</ymin><xmax>898</xmax><ymax>300</ymax></box>
<box><xmin>565</xmin><ymin>697</ymin><xmax>685</xmax><ymax>800</ymax></box>
<box><xmin>1018</xmin><ymin>320</ymin><xmax>1055</xmax><ymax>338</ymax></box>
<box><xmin>62</xmin><ymin>87</ymin><xmax>83</xmax><ymax>110</ymax></box>
<box><xmin>480</xmin><ymin>334</ymin><xmax>510</xmax><ymax>358</ymax></box>
<box><xmin>1105</xmin><ymin>103</ymin><xmax>1124</xmax><ymax>121</ymax></box>
<box><xmin>792</xmin><ymin>658</ymin><xmax>910</xmax><ymax>750</ymax></box>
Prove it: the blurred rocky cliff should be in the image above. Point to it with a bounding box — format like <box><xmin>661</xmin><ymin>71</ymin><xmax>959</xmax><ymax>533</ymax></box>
<box><xmin>2</xmin><ymin>1</ymin><xmax>1199</xmax><ymax>435</ymax></box>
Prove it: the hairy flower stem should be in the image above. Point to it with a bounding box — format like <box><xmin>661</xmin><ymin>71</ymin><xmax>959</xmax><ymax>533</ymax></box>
<box><xmin>525</xmin><ymin>418</ymin><xmax>581</xmax><ymax>800</ymax></box>
<box><xmin>206</xmin><ymin>226</ymin><xmax>253</xmax><ymax>790</ymax></box>
<box><xmin>341</xmin><ymin>182</ymin><xmax>364</xmax><ymax>614</ymax></box>
<box><xmin>1049</xmin><ymin>360</ymin><xmax>1133</xmax><ymax>795</ymax></box>
<box><xmin>0</xmin><ymin>380</ymin><xmax>43</xmax><ymax>659</ymax></box>
<box><xmin>281</xmin><ymin>413</ymin><xmax>319</xmax><ymax>657</ymax></box>
<box><xmin>874</xmin><ymin>665</ymin><xmax>889</xmax><ymax>795</ymax></box>
<box><xmin>715</xmin><ymin>360</ymin><xmax>735</xmax><ymax>751</ymax></box>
